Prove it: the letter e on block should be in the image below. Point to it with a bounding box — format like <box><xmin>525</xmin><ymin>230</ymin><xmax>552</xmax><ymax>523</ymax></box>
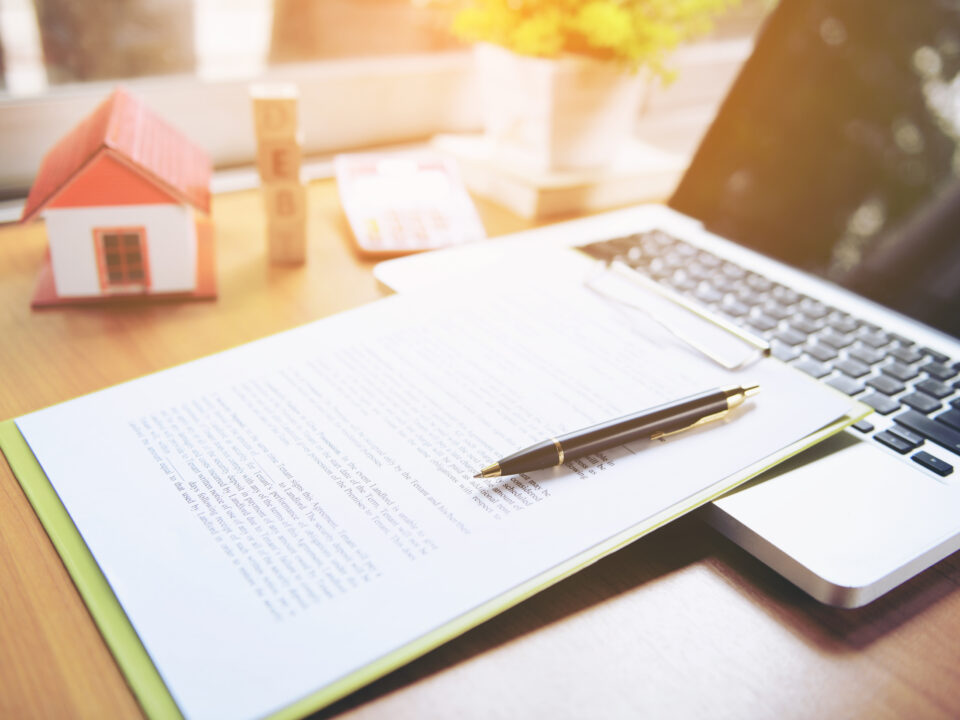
<box><xmin>250</xmin><ymin>83</ymin><xmax>299</xmax><ymax>141</ymax></box>
<box><xmin>257</xmin><ymin>141</ymin><xmax>302</xmax><ymax>184</ymax></box>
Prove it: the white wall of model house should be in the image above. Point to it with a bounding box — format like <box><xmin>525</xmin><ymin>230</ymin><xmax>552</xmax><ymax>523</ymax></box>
<box><xmin>43</xmin><ymin>204</ymin><xmax>198</xmax><ymax>297</ymax></box>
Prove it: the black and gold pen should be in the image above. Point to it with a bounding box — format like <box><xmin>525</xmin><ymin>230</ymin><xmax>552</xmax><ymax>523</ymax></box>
<box><xmin>474</xmin><ymin>384</ymin><xmax>760</xmax><ymax>479</ymax></box>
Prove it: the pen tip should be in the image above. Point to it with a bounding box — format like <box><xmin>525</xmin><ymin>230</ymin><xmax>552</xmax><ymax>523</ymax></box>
<box><xmin>744</xmin><ymin>384</ymin><xmax>760</xmax><ymax>397</ymax></box>
<box><xmin>474</xmin><ymin>463</ymin><xmax>503</xmax><ymax>479</ymax></box>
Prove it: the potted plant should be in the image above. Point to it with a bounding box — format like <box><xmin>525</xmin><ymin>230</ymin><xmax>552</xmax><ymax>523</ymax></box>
<box><xmin>450</xmin><ymin>0</ymin><xmax>739</xmax><ymax>171</ymax></box>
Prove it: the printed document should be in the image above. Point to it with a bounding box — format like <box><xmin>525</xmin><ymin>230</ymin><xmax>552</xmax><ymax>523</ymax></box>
<box><xmin>15</xmin><ymin>282</ymin><xmax>855</xmax><ymax>720</ymax></box>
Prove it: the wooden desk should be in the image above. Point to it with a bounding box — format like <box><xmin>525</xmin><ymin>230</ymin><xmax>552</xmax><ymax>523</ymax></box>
<box><xmin>2</xmin><ymin>182</ymin><xmax>960</xmax><ymax>719</ymax></box>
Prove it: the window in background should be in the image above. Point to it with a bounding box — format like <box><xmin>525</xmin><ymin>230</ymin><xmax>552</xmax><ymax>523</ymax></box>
<box><xmin>0</xmin><ymin>0</ymin><xmax>768</xmax><ymax>200</ymax></box>
<box><xmin>0</xmin><ymin>0</ymin><xmax>477</xmax><ymax>198</ymax></box>
<box><xmin>0</xmin><ymin>0</ymin><xmax>460</xmax><ymax>96</ymax></box>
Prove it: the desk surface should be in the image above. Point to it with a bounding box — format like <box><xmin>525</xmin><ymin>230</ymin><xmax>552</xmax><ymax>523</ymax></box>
<box><xmin>2</xmin><ymin>180</ymin><xmax>960</xmax><ymax>720</ymax></box>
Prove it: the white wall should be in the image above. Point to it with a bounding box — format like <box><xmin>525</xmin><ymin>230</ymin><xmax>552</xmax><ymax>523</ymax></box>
<box><xmin>44</xmin><ymin>204</ymin><xmax>197</xmax><ymax>297</ymax></box>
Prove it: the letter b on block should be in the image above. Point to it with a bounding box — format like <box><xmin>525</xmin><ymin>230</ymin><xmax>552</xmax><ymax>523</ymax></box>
<box><xmin>264</xmin><ymin>184</ymin><xmax>306</xmax><ymax>224</ymax></box>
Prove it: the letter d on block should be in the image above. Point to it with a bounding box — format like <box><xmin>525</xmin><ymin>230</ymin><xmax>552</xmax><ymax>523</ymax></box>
<box><xmin>250</xmin><ymin>83</ymin><xmax>299</xmax><ymax>141</ymax></box>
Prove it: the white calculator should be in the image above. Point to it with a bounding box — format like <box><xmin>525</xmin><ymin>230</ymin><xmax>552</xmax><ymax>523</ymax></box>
<box><xmin>335</xmin><ymin>152</ymin><xmax>487</xmax><ymax>257</ymax></box>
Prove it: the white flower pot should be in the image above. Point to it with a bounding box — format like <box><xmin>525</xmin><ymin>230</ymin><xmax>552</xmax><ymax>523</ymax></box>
<box><xmin>474</xmin><ymin>42</ymin><xmax>645</xmax><ymax>173</ymax></box>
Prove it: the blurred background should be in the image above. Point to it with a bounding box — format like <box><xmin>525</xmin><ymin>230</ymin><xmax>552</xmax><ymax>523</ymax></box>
<box><xmin>0</xmin><ymin>0</ymin><xmax>770</xmax><ymax>198</ymax></box>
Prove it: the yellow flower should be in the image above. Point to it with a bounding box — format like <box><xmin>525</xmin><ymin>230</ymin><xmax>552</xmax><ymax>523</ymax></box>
<box><xmin>450</xmin><ymin>0</ymin><xmax>741</xmax><ymax>76</ymax></box>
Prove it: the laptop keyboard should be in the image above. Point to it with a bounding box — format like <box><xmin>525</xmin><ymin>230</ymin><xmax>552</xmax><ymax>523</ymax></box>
<box><xmin>580</xmin><ymin>230</ymin><xmax>960</xmax><ymax>478</ymax></box>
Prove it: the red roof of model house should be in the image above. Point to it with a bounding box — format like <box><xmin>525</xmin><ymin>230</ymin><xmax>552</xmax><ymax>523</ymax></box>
<box><xmin>21</xmin><ymin>87</ymin><xmax>212</xmax><ymax>222</ymax></box>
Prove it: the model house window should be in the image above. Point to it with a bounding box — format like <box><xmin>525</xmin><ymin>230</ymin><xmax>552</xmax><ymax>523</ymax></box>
<box><xmin>96</xmin><ymin>228</ymin><xmax>149</xmax><ymax>290</ymax></box>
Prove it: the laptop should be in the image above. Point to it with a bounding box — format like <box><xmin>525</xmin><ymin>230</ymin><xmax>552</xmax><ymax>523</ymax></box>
<box><xmin>375</xmin><ymin>0</ymin><xmax>960</xmax><ymax>608</ymax></box>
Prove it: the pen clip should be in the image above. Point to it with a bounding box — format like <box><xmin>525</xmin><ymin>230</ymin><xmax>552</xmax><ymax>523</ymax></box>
<box><xmin>650</xmin><ymin>409</ymin><xmax>730</xmax><ymax>441</ymax></box>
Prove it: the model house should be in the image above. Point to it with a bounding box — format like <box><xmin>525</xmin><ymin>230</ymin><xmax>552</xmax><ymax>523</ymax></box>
<box><xmin>21</xmin><ymin>88</ymin><xmax>212</xmax><ymax>299</ymax></box>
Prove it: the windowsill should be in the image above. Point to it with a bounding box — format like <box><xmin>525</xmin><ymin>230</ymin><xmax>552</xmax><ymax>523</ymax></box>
<box><xmin>0</xmin><ymin>35</ymin><xmax>755</xmax><ymax>218</ymax></box>
<box><xmin>0</xmin><ymin>52</ymin><xmax>482</xmax><ymax>197</ymax></box>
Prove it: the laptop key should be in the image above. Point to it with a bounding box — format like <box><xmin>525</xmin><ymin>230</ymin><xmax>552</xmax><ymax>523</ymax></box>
<box><xmin>696</xmin><ymin>251</ymin><xmax>721</xmax><ymax>268</ymax></box>
<box><xmin>735</xmin><ymin>286</ymin><xmax>767</xmax><ymax>306</ymax></box>
<box><xmin>647</xmin><ymin>258</ymin><xmax>673</xmax><ymax>278</ymax></box>
<box><xmin>888</xmin><ymin>425</ymin><xmax>924</xmax><ymax>447</ymax></box>
<box><xmin>711</xmin><ymin>275</ymin><xmax>738</xmax><ymax>294</ymax></box>
<box><xmin>663</xmin><ymin>252</ymin><xmax>687</xmax><ymax>269</ymax></box>
<box><xmin>827</xmin><ymin>313</ymin><xmax>859</xmax><ymax>334</ymax></box>
<box><xmin>789</xmin><ymin>315</ymin><xmax>822</xmax><ymax>335</ymax></box>
<box><xmin>900</xmin><ymin>392</ymin><xmax>942</xmax><ymax>414</ymax></box>
<box><xmin>888</xmin><ymin>345</ymin><xmax>924</xmax><ymax>364</ymax></box>
<box><xmin>641</xmin><ymin>236</ymin><xmax>668</xmax><ymax>255</ymax></box>
<box><xmin>806</xmin><ymin>342</ymin><xmax>839</xmax><ymax>362</ymax></box>
<box><xmin>770</xmin><ymin>340</ymin><xmax>802</xmax><ymax>362</ymax></box>
<box><xmin>721</xmin><ymin>262</ymin><xmax>746</xmax><ymax>280</ymax></box>
<box><xmin>771</xmin><ymin>285</ymin><xmax>800</xmax><ymax>305</ymax></box>
<box><xmin>673</xmin><ymin>241</ymin><xmax>698</xmax><ymax>257</ymax></box>
<box><xmin>625</xmin><ymin>246</ymin><xmax>648</xmax><ymax>266</ymax></box>
<box><xmin>761</xmin><ymin>301</ymin><xmax>793</xmax><ymax>321</ymax></box>
<box><xmin>773</xmin><ymin>327</ymin><xmax>806</xmax><ymax>346</ymax></box>
<box><xmin>667</xmin><ymin>272</ymin><xmax>697</xmax><ymax>293</ymax></box>
<box><xmin>911</xmin><ymin>451</ymin><xmax>954</xmax><ymax>477</ymax></box>
<box><xmin>862</xmin><ymin>392</ymin><xmax>901</xmax><ymax>415</ymax></box>
<box><xmin>894</xmin><ymin>410</ymin><xmax>960</xmax><ymax>453</ymax></box>
<box><xmin>792</xmin><ymin>358</ymin><xmax>831</xmax><ymax>379</ymax></box>
<box><xmin>748</xmin><ymin>313</ymin><xmax>779</xmax><ymax>333</ymax></box>
<box><xmin>852</xmin><ymin>419</ymin><xmax>874</xmax><ymax>433</ymax></box>
<box><xmin>746</xmin><ymin>274</ymin><xmax>773</xmax><ymax>292</ymax></box>
<box><xmin>799</xmin><ymin>298</ymin><xmax>830</xmax><ymax>319</ymax></box>
<box><xmin>856</xmin><ymin>327</ymin><xmax>891</xmax><ymax>348</ymax></box>
<box><xmin>922</xmin><ymin>361</ymin><xmax>958</xmax><ymax>381</ymax></box>
<box><xmin>920</xmin><ymin>347</ymin><xmax>950</xmax><ymax>364</ymax></box>
<box><xmin>849</xmin><ymin>343</ymin><xmax>885</xmax><ymax>365</ymax></box>
<box><xmin>914</xmin><ymin>378</ymin><xmax>954</xmax><ymax>399</ymax></box>
<box><xmin>865</xmin><ymin>374</ymin><xmax>906</xmax><ymax>395</ymax></box>
<box><xmin>818</xmin><ymin>329</ymin><xmax>855</xmax><ymax>349</ymax></box>
<box><xmin>874</xmin><ymin>431</ymin><xmax>914</xmax><ymax>454</ymax></box>
<box><xmin>720</xmin><ymin>297</ymin><xmax>750</xmax><ymax>317</ymax></box>
<box><xmin>834</xmin><ymin>357</ymin><xmax>871</xmax><ymax>378</ymax></box>
<box><xmin>937</xmin><ymin>410</ymin><xmax>960</xmax><ymax>432</ymax></box>
<box><xmin>826</xmin><ymin>374</ymin><xmax>865</xmax><ymax>396</ymax></box>
<box><xmin>684</xmin><ymin>262</ymin><xmax>713</xmax><ymax>282</ymax></box>
<box><xmin>694</xmin><ymin>284</ymin><xmax>724</xmax><ymax>304</ymax></box>
<box><xmin>882</xmin><ymin>361</ymin><xmax>920</xmax><ymax>382</ymax></box>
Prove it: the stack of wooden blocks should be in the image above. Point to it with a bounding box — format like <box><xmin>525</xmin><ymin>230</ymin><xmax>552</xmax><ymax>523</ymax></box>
<box><xmin>251</xmin><ymin>84</ymin><xmax>307</xmax><ymax>264</ymax></box>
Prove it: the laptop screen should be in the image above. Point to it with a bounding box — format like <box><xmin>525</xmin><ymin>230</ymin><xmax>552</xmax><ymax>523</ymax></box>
<box><xmin>670</xmin><ymin>0</ymin><xmax>960</xmax><ymax>339</ymax></box>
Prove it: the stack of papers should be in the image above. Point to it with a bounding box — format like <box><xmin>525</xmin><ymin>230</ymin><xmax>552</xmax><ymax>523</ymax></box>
<box><xmin>1</xmin><ymin>280</ymin><xmax>862</xmax><ymax>719</ymax></box>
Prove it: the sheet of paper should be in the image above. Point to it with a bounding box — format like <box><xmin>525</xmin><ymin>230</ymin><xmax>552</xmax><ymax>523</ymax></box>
<box><xmin>15</xmin><ymin>282</ymin><xmax>853</xmax><ymax>720</ymax></box>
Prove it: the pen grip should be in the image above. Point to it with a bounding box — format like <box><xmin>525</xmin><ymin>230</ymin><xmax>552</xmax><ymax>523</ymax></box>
<box><xmin>557</xmin><ymin>388</ymin><xmax>730</xmax><ymax>460</ymax></box>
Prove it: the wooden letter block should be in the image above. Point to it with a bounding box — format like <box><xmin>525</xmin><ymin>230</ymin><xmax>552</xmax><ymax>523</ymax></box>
<box><xmin>267</xmin><ymin>218</ymin><xmax>307</xmax><ymax>265</ymax></box>
<box><xmin>256</xmin><ymin>140</ymin><xmax>302</xmax><ymax>184</ymax></box>
<box><xmin>250</xmin><ymin>84</ymin><xmax>299</xmax><ymax>141</ymax></box>
<box><xmin>263</xmin><ymin>183</ymin><xmax>306</xmax><ymax>225</ymax></box>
